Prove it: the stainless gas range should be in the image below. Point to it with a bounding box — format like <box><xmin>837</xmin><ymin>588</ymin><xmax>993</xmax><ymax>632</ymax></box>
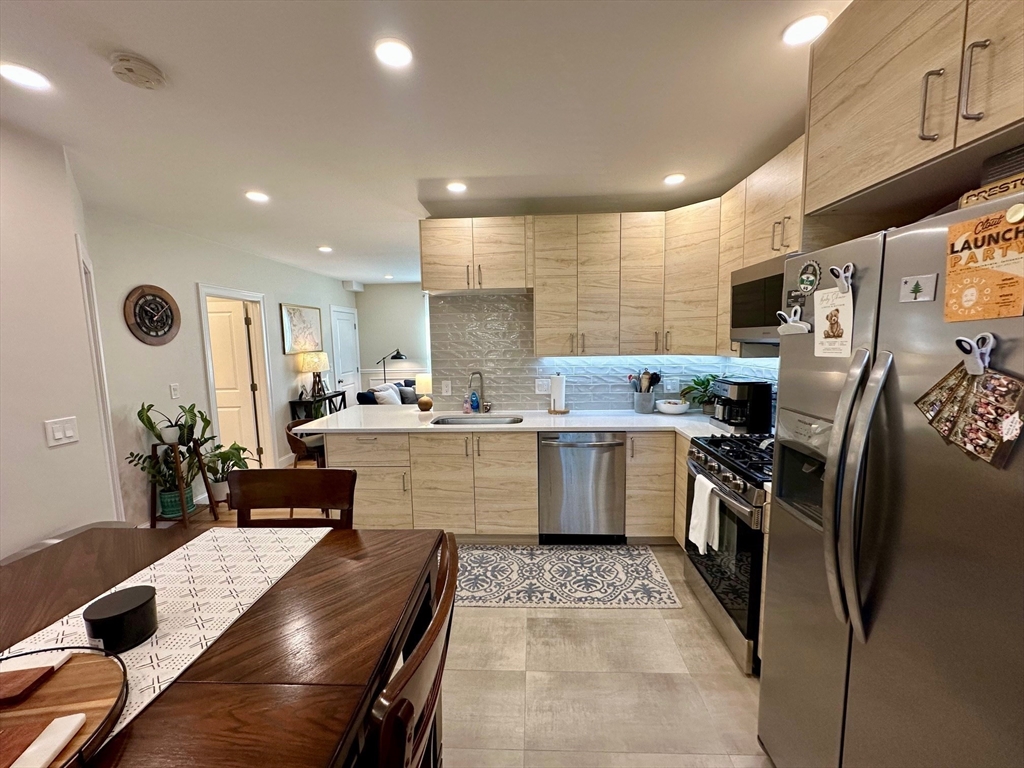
<box><xmin>683</xmin><ymin>434</ymin><xmax>773</xmax><ymax>675</ymax></box>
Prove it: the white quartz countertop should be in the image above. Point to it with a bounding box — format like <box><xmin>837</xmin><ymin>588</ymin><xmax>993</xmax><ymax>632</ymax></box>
<box><xmin>295</xmin><ymin>405</ymin><xmax>724</xmax><ymax>441</ymax></box>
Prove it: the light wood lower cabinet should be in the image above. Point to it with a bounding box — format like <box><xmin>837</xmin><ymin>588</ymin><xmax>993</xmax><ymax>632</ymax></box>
<box><xmin>410</xmin><ymin>434</ymin><xmax>476</xmax><ymax>533</ymax></box>
<box><xmin>473</xmin><ymin>432</ymin><xmax>539</xmax><ymax>534</ymax></box>
<box><xmin>352</xmin><ymin>466</ymin><xmax>412</xmax><ymax>529</ymax></box>
<box><xmin>625</xmin><ymin>432</ymin><xmax>675</xmax><ymax>536</ymax></box>
<box><xmin>674</xmin><ymin>435</ymin><xmax>691</xmax><ymax>549</ymax></box>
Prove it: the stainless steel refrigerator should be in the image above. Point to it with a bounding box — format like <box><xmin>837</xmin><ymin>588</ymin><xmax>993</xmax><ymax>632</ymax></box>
<box><xmin>758</xmin><ymin>194</ymin><xmax>1024</xmax><ymax>768</ymax></box>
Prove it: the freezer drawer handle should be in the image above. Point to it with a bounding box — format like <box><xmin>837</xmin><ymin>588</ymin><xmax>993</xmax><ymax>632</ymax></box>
<box><xmin>821</xmin><ymin>347</ymin><xmax>871</xmax><ymax>625</ymax></box>
<box><xmin>540</xmin><ymin>440</ymin><xmax>624</xmax><ymax>448</ymax></box>
<box><xmin>840</xmin><ymin>350</ymin><xmax>893</xmax><ymax>644</ymax></box>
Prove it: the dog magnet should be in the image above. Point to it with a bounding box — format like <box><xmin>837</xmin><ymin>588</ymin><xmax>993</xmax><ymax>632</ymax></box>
<box><xmin>814</xmin><ymin>288</ymin><xmax>854</xmax><ymax>357</ymax></box>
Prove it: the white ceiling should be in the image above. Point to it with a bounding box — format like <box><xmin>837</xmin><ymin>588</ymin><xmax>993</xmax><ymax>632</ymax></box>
<box><xmin>0</xmin><ymin>0</ymin><xmax>850</xmax><ymax>283</ymax></box>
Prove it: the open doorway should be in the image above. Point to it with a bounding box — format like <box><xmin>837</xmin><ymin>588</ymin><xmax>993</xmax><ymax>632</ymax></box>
<box><xmin>199</xmin><ymin>287</ymin><xmax>275</xmax><ymax>468</ymax></box>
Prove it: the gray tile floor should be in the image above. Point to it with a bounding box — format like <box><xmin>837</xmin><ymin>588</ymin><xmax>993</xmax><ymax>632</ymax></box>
<box><xmin>443</xmin><ymin>545</ymin><xmax>771</xmax><ymax>768</ymax></box>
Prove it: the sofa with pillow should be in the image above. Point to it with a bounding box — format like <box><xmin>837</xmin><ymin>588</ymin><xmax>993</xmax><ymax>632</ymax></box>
<box><xmin>356</xmin><ymin>379</ymin><xmax>418</xmax><ymax>405</ymax></box>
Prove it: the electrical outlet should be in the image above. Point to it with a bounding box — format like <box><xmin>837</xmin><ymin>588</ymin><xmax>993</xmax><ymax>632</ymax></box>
<box><xmin>664</xmin><ymin>377</ymin><xmax>680</xmax><ymax>393</ymax></box>
<box><xmin>45</xmin><ymin>417</ymin><xmax>79</xmax><ymax>447</ymax></box>
<box><xmin>441</xmin><ymin>380</ymin><xmax>452</xmax><ymax>396</ymax></box>
<box><xmin>169</xmin><ymin>383</ymin><xmax>180</xmax><ymax>399</ymax></box>
<box><xmin>536</xmin><ymin>378</ymin><xmax>551</xmax><ymax>394</ymax></box>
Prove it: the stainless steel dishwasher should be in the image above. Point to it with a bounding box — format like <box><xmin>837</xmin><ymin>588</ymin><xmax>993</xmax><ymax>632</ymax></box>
<box><xmin>538</xmin><ymin>432</ymin><xmax>626</xmax><ymax>544</ymax></box>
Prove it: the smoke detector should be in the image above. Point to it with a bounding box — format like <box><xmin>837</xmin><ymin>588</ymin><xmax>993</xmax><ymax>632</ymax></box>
<box><xmin>110</xmin><ymin>53</ymin><xmax>165</xmax><ymax>90</ymax></box>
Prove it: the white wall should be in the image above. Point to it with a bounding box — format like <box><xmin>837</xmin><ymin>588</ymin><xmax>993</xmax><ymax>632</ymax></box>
<box><xmin>355</xmin><ymin>283</ymin><xmax>430</xmax><ymax>386</ymax></box>
<box><xmin>0</xmin><ymin>123</ymin><xmax>117</xmax><ymax>559</ymax></box>
<box><xmin>85</xmin><ymin>209</ymin><xmax>355</xmax><ymax>525</ymax></box>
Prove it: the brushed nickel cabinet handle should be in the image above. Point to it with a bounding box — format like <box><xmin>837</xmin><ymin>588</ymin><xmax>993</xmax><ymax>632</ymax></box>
<box><xmin>960</xmin><ymin>41</ymin><xmax>990</xmax><ymax>120</ymax></box>
<box><xmin>402</xmin><ymin>472</ymin><xmax>407</xmax><ymax>492</ymax></box>
<box><xmin>476</xmin><ymin>437</ymin><xmax>481</xmax><ymax>456</ymax></box>
<box><xmin>654</xmin><ymin>331</ymin><xmax>659</xmax><ymax>352</ymax></box>
<box><xmin>580</xmin><ymin>333</ymin><xmax>586</xmax><ymax>354</ymax></box>
<box><xmin>919</xmin><ymin>68</ymin><xmax>945</xmax><ymax>140</ymax></box>
<box><xmin>570</xmin><ymin>332</ymin><xmax>576</xmax><ymax>354</ymax></box>
<box><xmin>466</xmin><ymin>264</ymin><xmax>471</xmax><ymax>288</ymax></box>
<box><xmin>665</xmin><ymin>330</ymin><xmax>671</xmax><ymax>351</ymax></box>
<box><xmin>464</xmin><ymin>436</ymin><xmax>469</xmax><ymax>456</ymax></box>
<box><xmin>356</xmin><ymin>437</ymin><xmax>378</xmax><ymax>442</ymax></box>
<box><xmin>477</xmin><ymin>264</ymin><xmax>482</xmax><ymax>288</ymax></box>
<box><xmin>630</xmin><ymin>437</ymin><xmax>635</xmax><ymax>459</ymax></box>
<box><xmin>780</xmin><ymin>215</ymin><xmax>792</xmax><ymax>250</ymax></box>
<box><xmin>770</xmin><ymin>221</ymin><xmax>781</xmax><ymax>251</ymax></box>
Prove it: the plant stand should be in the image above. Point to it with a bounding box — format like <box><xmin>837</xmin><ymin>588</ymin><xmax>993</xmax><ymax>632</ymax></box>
<box><xmin>148</xmin><ymin>439</ymin><xmax>219</xmax><ymax>529</ymax></box>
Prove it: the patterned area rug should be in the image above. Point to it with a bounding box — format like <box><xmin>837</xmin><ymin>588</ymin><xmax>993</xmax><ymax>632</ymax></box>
<box><xmin>457</xmin><ymin>545</ymin><xmax>681</xmax><ymax>608</ymax></box>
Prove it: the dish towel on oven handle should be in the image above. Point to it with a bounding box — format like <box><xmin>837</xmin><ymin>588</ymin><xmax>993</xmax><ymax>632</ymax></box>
<box><xmin>688</xmin><ymin>475</ymin><xmax>720</xmax><ymax>555</ymax></box>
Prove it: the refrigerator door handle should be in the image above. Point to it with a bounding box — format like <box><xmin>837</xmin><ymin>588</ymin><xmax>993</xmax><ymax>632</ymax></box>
<box><xmin>839</xmin><ymin>350</ymin><xmax>893</xmax><ymax>644</ymax></box>
<box><xmin>821</xmin><ymin>347</ymin><xmax>871</xmax><ymax>625</ymax></box>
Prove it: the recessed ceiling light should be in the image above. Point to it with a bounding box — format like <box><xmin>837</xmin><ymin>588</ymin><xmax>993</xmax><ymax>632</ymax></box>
<box><xmin>318</xmin><ymin>246</ymin><xmax>333</xmax><ymax>253</ymax></box>
<box><xmin>384</xmin><ymin>274</ymin><xmax>394</xmax><ymax>280</ymax></box>
<box><xmin>664</xmin><ymin>173</ymin><xmax>686</xmax><ymax>186</ymax></box>
<box><xmin>375</xmin><ymin>38</ymin><xmax>413</xmax><ymax>68</ymax></box>
<box><xmin>0</xmin><ymin>63</ymin><xmax>52</xmax><ymax>91</ymax></box>
<box><xmin>447</xmin><ymin>181</ymin><xmax>467</xmax><ymax>193</ymax></box>
<box><xmin>245</xmin><ymin>190</ymin><xmax>270</xmax><ymax>203</ymax></box>
<box><xmin>783</xmin><ymin>14</ymin><xmax>829</xmax><ymax>46</ymax></box>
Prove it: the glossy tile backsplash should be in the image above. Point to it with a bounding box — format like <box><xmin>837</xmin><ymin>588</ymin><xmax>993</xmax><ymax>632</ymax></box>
<box><xmin>429</xmin><ymin>294</ymin><xmax>779</xmax><ymax>411</ymax></box>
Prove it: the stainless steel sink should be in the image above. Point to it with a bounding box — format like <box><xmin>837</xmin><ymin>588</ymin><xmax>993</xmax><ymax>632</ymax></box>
<box><xmin>430</xmin><ymin>415</ymin><xmax>524</xmax><ymax>425</ymax></box>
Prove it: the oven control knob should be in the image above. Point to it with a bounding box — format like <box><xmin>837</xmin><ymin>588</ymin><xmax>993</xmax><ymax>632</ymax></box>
<box><xmin>688</xmin><ymin>448</ymin><xmax>698</xmax><ymax>459</ymax></box>
<box><xmin>707</xmin><ymin>461</ymin><xmax>720</xmax><ymax>472</ymax></box>
<box><xmin>721</xmin><ymin>472</ymin><xmax>736</xmax><ymax>483</ymax></box>
<box><xmin>729</xmin><ymin>478</ymin><xmax>748</xmax><ymax>493</ymax></box>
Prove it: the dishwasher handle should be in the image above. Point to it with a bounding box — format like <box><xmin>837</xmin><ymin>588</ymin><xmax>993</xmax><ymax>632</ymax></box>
<box><xmin>540</xmin><ymin>440</ymin><xmax>625</xmax><ymax>448</ymax></box>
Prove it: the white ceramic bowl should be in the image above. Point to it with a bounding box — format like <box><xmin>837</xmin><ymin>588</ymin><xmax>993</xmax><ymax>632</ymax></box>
<box><xmin>656</xmin><ymin>400</ymin><xmax>690</xmax><ymax>415</ymax></box>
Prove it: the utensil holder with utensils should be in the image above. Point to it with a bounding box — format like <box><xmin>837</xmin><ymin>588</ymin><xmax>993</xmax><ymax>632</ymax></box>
<box><xmin>633</xmin><ymin>392</ymin><xmax>656</xmax><ymax>414</ymax></box>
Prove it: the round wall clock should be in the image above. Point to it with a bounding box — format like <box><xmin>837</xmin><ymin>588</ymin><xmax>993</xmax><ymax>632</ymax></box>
<box><xmin>124</xmin><ymin>285</ymin><xmax>180</xmax><ymax>345</ymax></box>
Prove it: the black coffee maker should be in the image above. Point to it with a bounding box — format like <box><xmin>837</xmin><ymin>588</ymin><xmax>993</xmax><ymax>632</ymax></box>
<box><xmin>709</xmin><ymin>379</ymin><xmax>774</xmax><ymax>434</ymax></box>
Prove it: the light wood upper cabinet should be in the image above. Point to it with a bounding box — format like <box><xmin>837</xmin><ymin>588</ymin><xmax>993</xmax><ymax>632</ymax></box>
<box><xmin>473</xmin><ymin>432</ymin><xmax>539</xmax><ymax>535</ymax></box>
<box><xmin>664</xmin><ymin>199</ymin><xmax>720</xmax><ymax>355</ymax></box>
<box><xmin>625</xmin><ymin>432</ymin><xmax>675</xmax><ymax>537</ymax></box>
<box><xmin>409</xmin><ymin>433</ymin><xmax>476</xmax><ymax>534</ymax></box>
<box><xmin>534</xmin><ymin>215</ymin><xmax>579</xmax><ymax>356</ymax></box>
<box><xmin>525</xmin><ymin>215</ymin><xmax>535</xmax><ymax>289</ymax></box>
<box><xmin>674</xmin><ymin>434</ymin><xmax>692</xmax><ymax>549</ymax></box>
<box><xmin>420</xmin><ymin>219</ymin><xmax>473</xmax><ymax>292</ymax></box>
<box><xmin>805</xmin><ymin>0</ymin><xmax>967</xmax><ymax>214</ymax></box>
<box><xmin>472</xmin><ymin>217</ymin><xmax>526</xmax><ymax>290</ymax></box>
<box><xmin>353</xmin><ymin>466</ymin><xmax>412</xmax><ymax>529</ymax></box>
<box><xmin>619</xmin><ymin>212</ymin><xmax>665</xmax><ymax>354</ymax></box>
<box><xmin>955</xmin><ymin>0</ymin><xmax>1024</xmax><ymax>147</ymax></box>
<box><xmin>743</xmin><ymin>136</ymin><xmax>805</xmax><ymax>266</ymax></box>
<box><xmin>717</xmin><ymin>179</ymin><xmax>746</xmax><ymax>356</ymax></box>
<box><xmin>577</xmin><ymin>213</ymin><xmax>621</xmax><ymax>355</ymax></box>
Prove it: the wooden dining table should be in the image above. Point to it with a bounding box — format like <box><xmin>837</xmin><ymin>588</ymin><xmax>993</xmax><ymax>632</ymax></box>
<box><xmin>0</xmin><ymin>525</ymin><xmax>444</xmax><ymax>767</ymax></box>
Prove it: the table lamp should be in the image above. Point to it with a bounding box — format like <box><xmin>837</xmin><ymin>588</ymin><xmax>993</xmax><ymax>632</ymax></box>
<box><xmin>298</xmin><ymin>351</ymin><xmax>331</xmax><ymax>399</ymax></box>
<box><xmin>414</xmin><ymin>373</ymin><xmax>433</xmax><ymax>411</ymax></box>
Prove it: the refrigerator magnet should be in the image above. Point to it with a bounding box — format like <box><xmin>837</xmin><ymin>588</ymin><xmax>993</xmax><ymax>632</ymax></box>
<box><xmin>797</xmin><ymin>260</ymin><xmax>821</xmax><ymax>293</ymax></box>
<box><xmin>944</xmin><ymin>208</ymin><xmax>1024</xmax><ymax>323</ymax></box>
<box><xmin>899</xmin><ymin>274</ymin><xmax>938</xmax><ymax>302</ymax></box>
<box><xmin>813</xmin><ymin>288</ymin><xmax>853</xmax><ymax>357</ymax></box>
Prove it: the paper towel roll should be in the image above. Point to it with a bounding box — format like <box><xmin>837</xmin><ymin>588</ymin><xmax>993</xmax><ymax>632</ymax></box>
<box><xmin>549</xmin><ymin>373</ymin><xmax>567</xmax><ymax>413</ymax></box>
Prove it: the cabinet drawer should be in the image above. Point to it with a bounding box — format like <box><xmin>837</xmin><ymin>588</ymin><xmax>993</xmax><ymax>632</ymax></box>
<box><xmin>325</xmin><ymin>433</ymin><xmax>410</xmax><ymax>467</ymax></box>
<box><xmin>410</xmin><ymin>433</ymin><xmax>473</xmax><ymax>457</ymax></box>
<box><xmin>473</xmin><ymin>431</ymin><xmax>537</xmax><ymax>455</ymax></box>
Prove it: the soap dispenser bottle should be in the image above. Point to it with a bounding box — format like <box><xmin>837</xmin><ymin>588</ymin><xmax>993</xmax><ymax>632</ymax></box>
<box><xmin>462</xmin><ymin>392</ymin><xmax>472</xmax><ymax>414</ymax></box>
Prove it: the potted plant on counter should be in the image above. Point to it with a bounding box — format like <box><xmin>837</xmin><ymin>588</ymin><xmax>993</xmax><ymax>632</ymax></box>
<box><xmin>204</xmin><ymin>443</ymin><xmax>253</xmax><ymax>505</ymax></box>
<box><xmin>681</xmin><ymin>374</ymin><xmax>719</xmax><ymax>415</ymax></box>
<box><xmin>127</xmin><ymin>403</ymin><xmax>216</xmax><ymax>518</ymax></box>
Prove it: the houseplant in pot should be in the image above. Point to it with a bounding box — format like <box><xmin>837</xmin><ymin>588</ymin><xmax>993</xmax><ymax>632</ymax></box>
<box><xmin>128</xmin><ymin>403</ymin><xmax>216</xmax><ymax>518</ymax></box>
<box><xmin>681</xmin><ymin>374</ymin><xmax>719</xmax><ymax>415</ymax></box>
<box><xmin>204</xmin><ymin>443</ymin><xmax>253</xmax><ymax>505</ymax></box>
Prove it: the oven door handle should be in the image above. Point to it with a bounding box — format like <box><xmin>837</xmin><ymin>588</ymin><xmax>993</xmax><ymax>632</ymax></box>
<box><xmin>687</xmin><ymin>459</ymin><xmax>761</xmax><ymax>530</ymax></box>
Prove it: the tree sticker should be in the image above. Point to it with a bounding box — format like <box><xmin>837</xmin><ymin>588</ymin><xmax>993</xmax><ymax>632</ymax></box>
<box><xmin>910</xmin><ymin>280</ymin><xmax>923</xmax><ymax>300</ymax></box>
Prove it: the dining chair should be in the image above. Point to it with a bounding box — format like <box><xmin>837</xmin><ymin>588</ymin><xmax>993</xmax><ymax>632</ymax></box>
<box><xmin>285</xmin><ymin>419</ymin><xmax>326</xmax><ymax>468</ymax></box>
<box><xmin>228</xmin><ymin>468</ymin><xmax>356</xmax><ymax>528</ymax></box>
<box><xmin>369</xmin><ymin>533</ymin><xmax>458</xmax><ymax>768</ymax></box>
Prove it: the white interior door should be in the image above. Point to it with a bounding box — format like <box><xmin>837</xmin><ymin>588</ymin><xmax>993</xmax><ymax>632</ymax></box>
<box><xmin>207</xmin><ymin>297</ymin><xmax>259</xmax><ymax>455</ymax></box>
<box><xmin>331</xmin><ymin>306</ymin><xmax>360</xmax><ymax>401</ymax></box>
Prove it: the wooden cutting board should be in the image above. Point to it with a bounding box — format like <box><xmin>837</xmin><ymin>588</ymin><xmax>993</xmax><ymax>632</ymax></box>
<box><xmin>0</xmin><ymin>667</ymin><xmax>55</xmax><ymax>705</ymax></box>
<box><xmin>0</xmin><ymin>654</ymin><xmax>124</xmax><ymax>767</ymax></box>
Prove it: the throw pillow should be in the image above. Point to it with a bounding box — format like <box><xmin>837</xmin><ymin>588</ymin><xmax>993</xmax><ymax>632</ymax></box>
<box><xmin>373</xmin><ymin>386</ymin><xmax>402</xmax><ymax>405</ymax></box>
<box><xmin>398</xmin><ymin>386</ymin><xmax>417</xmax><ymax>405</ymax></box>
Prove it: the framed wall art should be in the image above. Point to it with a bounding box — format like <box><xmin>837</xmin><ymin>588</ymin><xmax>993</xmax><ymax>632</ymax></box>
<box><xmin>280</xmin><ymin>303</ymin><xmax>323</xmax><ymax>354</ymax></box>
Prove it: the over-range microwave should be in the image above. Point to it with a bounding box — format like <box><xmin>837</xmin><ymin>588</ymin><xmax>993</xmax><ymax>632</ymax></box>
<box><xmin>730</xmin><ymin>253</ymin><xmax>788</xmax><ymax>344</ymax></box>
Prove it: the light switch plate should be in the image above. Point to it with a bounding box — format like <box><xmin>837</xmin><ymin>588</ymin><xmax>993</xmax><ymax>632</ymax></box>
<box><xmin>441</xmin><ymin>380</ymin><xmax>452</xmax><ymax>396</ymax></box>
<box><xmin>663</xmin><ymin>377</ymin><xmax>680</xmax><ymax>394</ymax></box>
<box><xmin>536</xmin><ymin>378</ymin><xmax>551</xmax><ymax>394</ymax></box>
<box><xmin>169</xmin><ymin>383</ymin><xmax>180</xmax><ymax>399</ymax></box>
<box><xmin>45</xmin><ymin>417</ymin><xmax>79</xmax><ymax>447</ymax></box>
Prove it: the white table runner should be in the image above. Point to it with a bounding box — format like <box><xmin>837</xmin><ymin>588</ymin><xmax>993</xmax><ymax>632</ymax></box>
<box><xmin>2</xmin><ymin>527</ymin><xmax>330</xmax><ymax>734</ymax></box>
